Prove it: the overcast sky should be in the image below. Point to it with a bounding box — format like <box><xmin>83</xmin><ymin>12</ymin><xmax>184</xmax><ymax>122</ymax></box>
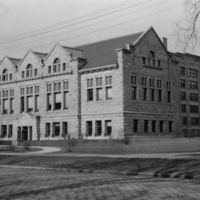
<box><xmin>0</xmin><ymin>0</ymin><xmax>198</xmax><ymax>60</ymax></box>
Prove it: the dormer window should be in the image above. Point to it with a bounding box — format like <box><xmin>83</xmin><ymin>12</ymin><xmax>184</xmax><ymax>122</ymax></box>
<box><xmin>53</xmin><ymin>58</ymin><xmax>61</xmax><ymax>73</ymax></box>
<box><xmin>2</xmin><ymin>69</ymin><xmax>8</xmax><ymax>81</ymax></box>
<box><xmin>26</xmin><ymin>64</ymin><xmax>33</xmax><ymax>78</ymax></box>
<box><xmin>148</xmin><ymin>51</ymin><xmax>155</xmax><ymax>66</ymax></box>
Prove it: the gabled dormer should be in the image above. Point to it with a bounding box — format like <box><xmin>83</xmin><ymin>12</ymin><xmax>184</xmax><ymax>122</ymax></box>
<box><xmin>17</xmin><ymin>50</ymin><xmax>47</xmax><ymax>80</ymax></box>
<box><xmin>0</xmin><ymin>56</ymin><xmax>21</xmax><ymax>83</ymax></box>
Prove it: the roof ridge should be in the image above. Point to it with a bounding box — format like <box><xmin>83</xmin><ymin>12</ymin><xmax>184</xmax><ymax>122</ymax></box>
<box><xmin>33</xmin><ymin>51</ymin><xmax>48</xmax><ymax>55</ymax></box>
<box><xmin>76</xmin><ymin>31</ymin><xmax>144</xmax><ymax>48</ymax></box>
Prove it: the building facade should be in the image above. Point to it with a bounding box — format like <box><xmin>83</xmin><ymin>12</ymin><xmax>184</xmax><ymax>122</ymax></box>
<box><xmin>0</xmin><ymin>27</ymin><xmax>191</xmax><ymax>141</ymax></box>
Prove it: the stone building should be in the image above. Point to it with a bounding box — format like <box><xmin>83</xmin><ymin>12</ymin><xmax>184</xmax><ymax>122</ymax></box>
<box><xmin>0</xmin><ymin>27</ymin><xmax>183</xmax><ymax>141</ymax></box>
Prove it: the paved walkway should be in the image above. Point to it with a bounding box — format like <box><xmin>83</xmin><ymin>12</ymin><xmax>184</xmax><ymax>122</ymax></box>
<box><xmin>0</xmin><ymin>167</ymin><xmax>200</xmax><ymax>200</ymax></box>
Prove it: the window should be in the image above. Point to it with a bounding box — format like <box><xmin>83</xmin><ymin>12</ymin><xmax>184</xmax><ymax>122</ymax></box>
<box><xmin>182</xmin><ymin>117</ymin><xmax>187</xmax><ymax>125</ymax></box>
<box><xmin>191</xmin><ymin>117</ymin><xmax>199</xmax><ymax>125</ymax></box>
<box><xmin>190</xmin><ymin>93</ymin><xmax>198</xmax><ymax>101</ymax></box>
<box><xmin>149</xmin><ymin>78</ymin><xmax>155</xmax><ymax>87</ymax></box>
<box><xmin>45</xmin><ymin>123</ymin><xmax>51</xmax><ymax>137</ymax></box>
<box><xmin>148</xmin><ymin>51</ymin><xmax>155</xmax><ymax>66</ymax></box>
<box><xmin>142</xmin><ymin>77</ymin><xmax>147</xmax><ymax>86</ymax></box>
<box><xmin>167</xmin><ymin>91</ymin><xmax>171</xmax><ymax>103</ymax></box>
<box><xmin>2</xmin><ymin>69</ymin><xmax>8</xmax><ymax>81</ymax></box>
<box><xmin>158</xmin><ymin>60</ymin><xmax>161</xmax><ymax>67</ymax></box>
<box><xmin>142</xmin><ymin>88</ymin><xmax>147</xmax><ymax>101</ymax></box>
<box><xmin>159</xmin><ymin>121</ymin><xmax>164</xmax><ymax>132</ymax></box>
<box><xmin>9</xmin><ymin>73</ymin><xmax>12</xmax><ymax>80</ymax></box>
<box><xmin>47</xmin><ymin>83</ymin><xmax>51</xmax><ymax>92</ymax></box>
<box><xmin>53</xmin><ymin>58</ymin><xmax>61</xmax><ymax>73</ymax></box>
<box><xmin>190</xmin><ymin>105</ymin><xmax>199</xmax><ymax>113</ymax></box>
<box><xmin>21</xmin><ymin>71</ymin><xmax>24</xmax><ymax>78</ymax></box>
<box><xmin>63</xmin><ymin>63</ymin><xmax>66</xmax><ymax>71</ymax></box>
<box><xmin>157</xmin><ymin>90</ymin><xmax>162</xmax><ymax>102</ymax></box>
<box><xmin>27</xmin><ymin>96</ymin><xmax>33</xmax><ymax>112</ymax></box>
<box><xmin>105</xmin><ymin>120</ymin><xmax>112</xmax><ymax>136</ymax></box>
<box><xmin>34</xmin><ymin>69</ymin><xmax>37</xmax><ymax>76</ymax></box>
<box><xmin>189</xmin><ymin>69</ymin><xmax>198</xmax><ymax>77</ymax></box>
<box><xmin>54</xmin><ymin>93</ymin><xmax>61</xmax><ymax>110</ymax></box>
<box><xmin>3</xmin><ymin>99</ymin><xmax>8</xmax><ymax>114</ymax></box>
<box><xmin>106</xmin><ymin>76</ymin><xmax>112</xmax><ymax>100</ymax></box>
<box><xmin>166</xmin><ymin>81</ymin><xmax>171</xmax><ymax>90</ymax></box>
<box><xmin>87</xmin><ymin>78</ymin><xmax>93</xmax><ymax>101</ymax></box>
<box><xmin>152</xmin><ymin>121</ymin><xmax>156</xmax><ymax>132</ymax></box>
<box><xmin>10</xmin><ymin>98</ymin><xmax>14</xmax><ymax>114</ymax></box>
<box><xmin>63</xmin><ymin>81</ymin><xmax>69</xmax><ymax>109</ymax></box>
<box><xmin>189</xmin><ymin>81</ymin><xmax>198</xmax><ymax>89</ymax></box>
<box><xmin>35</xmin><ymin>85</ymin><xmax>39</xmax><ymax>94</ymax></box>
<box><xmin>8</xmin><ymin>125</ymin><xmax>12</xmax><ymax>138</ymax></box>
<box><xmin>47</xmin><ymin>93</ymin><xmax>52</xmax><ymax>110</ymax></box>
<box><xmin>86</xmin><ymin>121</ymin><xmax>93</xmax><ymax>136</ymax></box>
<box><xmin>181</xmin><ymin>79</ymin><xmax>186</xmax><ymax>88</ymax></box>
<box><xmin>133</xmin><ymin>120</ymin><xmax>138</xmax><ymax>132</ymax></box>
<box><xmin>150</xmin><ymin>89</ymin><xmax>155</xmax><ymax>101</ymax></box>
<box><xmin>181</xmin><ymin>92</ymin><xmax>186</xmax><ymax>100</ymax></box>
<box><xmin>1</xmin><ymin>125</ymin><xmax>7</xmax><ymax>138</ymax></box>
<box><xmin>21</xmin><ymin>97</ymin><xmax>25</xmax><ymax>113</ymax></box>
<box><xmin>131</xmin><ymin>87</ymin><xmax>137</xmax><ymax>100</ymax></box>
<box><xmin>157</xmin><ymin>80</ymin><xmax>162</xmax><ymax>88</ymax></box>
<box><xmin>180</xmin><ymin>67</ymin><xmax>185</xmax><ymax>75</ymax></box>
<box><xmin>144</xmin><ymin>120</ymin><xmax>148</xmax><ymax>132</ymax></box>
<box><xmin>35</xmin><ymin>95</ymin><xmax>39</xmax><ymax>111</ymax></box>
<box><xmin>48</xmin><ymin>66</ymin><xmax>51</xmax><ymax>74</ymax></box>
<box><xmin>62</xmin><ymin>122</ymin><xmax>68</xmax><ymax>138</ymax></box>
<box><xmin>96</xmin><ymin>77</ymin><xmax>103</xmax><ymax>101</ymax></box>
<box><xmin>96</xmin><ymin>121</ymin><xmax>102</xmax><ymax>136</ymax></box>
<box><xmin>53</xmin><ymin>122</ymin><xmax>60</xmax><ymax>137</ymax></box>
<box><xmin>26</xmin><ymin>64</ymin><xmax>33</xmax><ymax>78</ymax></box>
<box><xmin>169</xmin><ymin>121</ymin><xmax>173</xmax><ymax>133</ymax></box>
<box><xmin>142</xmin><ymin>57</ymin><xmax>146</xmax><ymax>65</ymax></box>
<box><xmin>131</xmin><ymin>75</ymin><xmax>137</xmax><ymax>85</ymax></box>
<box><xmin>181</xmin><ymin>104</ymin><xmax>186</xmax><ymax>112</ymax></box>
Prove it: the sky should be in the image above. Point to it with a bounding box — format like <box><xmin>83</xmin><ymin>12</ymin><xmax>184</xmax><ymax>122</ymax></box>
<box><xmin>0</xmin><ymin>0</ymin><xmax>198</xmax><ymax>61</ymax></box>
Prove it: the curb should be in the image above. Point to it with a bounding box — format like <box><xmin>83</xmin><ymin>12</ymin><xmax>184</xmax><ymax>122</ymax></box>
<box><xmin>0</xmin><ymin>165</ymin><xmax>198</xmax><ymax>179</ymax></box>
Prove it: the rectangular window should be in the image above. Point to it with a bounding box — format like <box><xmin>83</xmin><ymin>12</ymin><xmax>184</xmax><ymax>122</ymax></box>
<box><xmin>62</xmin><ymin>122</ymin><xmax>68</xmax><ymax>138</ymax></box>
<box><xmin>157</xmin><ymin>80</ymin><xmax>162</xmax><ymax>88</ymax></box>
<box><xmin>149</xmin><ymin>78</ymin><xmax>155</xmax><ymax>87</ymax></box>
<box><xmin>131</xmin><ymin>75</ymin><xmax>137</xmax><ymax>85</ymax></box>
<box><xmin>181</xmin><ymin>79</ymin><xmax>186</xmax><ymax>88</ymax></box>
<box><xmin>47</xmin><ymin>84</ymin><xmax>51</xmax><ymax>92</ymax></box>
<box><xmin>106</xmin><ymin>87</ymin><xmax>112</xmax><ymax>100</ymax></box>
<box><xmin>54</xmin><ymin>93</ymin><xmax>62</xmax><ymax>110</ymax></box>
<box><xmin>8</xmin><ymin>125</ymin><xmax>12</xmax><ymax>138</ymax></box>
<box><xmin>35</xmin><ymin>86</ymin><xmax>39</xmax><ymax>94</ymax></box>
<box><xmin>87</xmin><ymin>89</ymin><xmax>93</xmax><ymax>101</ymax></box>
<box><xmin>63</xmin><ymin>81</ymin><xmax>68</xmax><ymax>90</ymax></box>
<box><xmin>181</xmin><ymin>104</ymin><xmax>186</xmax><ymax>112</ymax></box>
<box><xmin>87</xmin><ymin>78</ymin><xmax>93</xmax><ymax>87</ymax></box>
<box><xmin>150</xmin><ymin>89</ymin><xmax>155</xmax><ymax>101</ymax></box>
<box><xmin>27</xmin><ymin>96</ymin><xmax>33</xmax><ymax>112</ymax></box>
<box><xmin>158</xmin><ymin>60</ymin><xmax>161</xmax><ymax>67</ymax></box>
<box><xmin>35</xmin><ymin>95</ymin><xmax>39</xmax><ymax>111</ymax></box>
<box><xmin>152</xmin><ymin>120</ymin><xmax>156</xmax><ymax>132</ymax></box>
<box><xmin>47</xmin><ymin>94</ymin><xmax>52</xmax><ymax>110</ymax></box>
<box><xmin>21</xmin><ymin>97</ymin><xmax>24</xmax><ymax>113</ymax></box>
<box><xmin>190</xmin><ymin>105</ymin><xmax>199</xmax><ymax>113</ymax></box>
<box><xmin>105</xmin><ymin>120</ymin><xmax>112</xmax><ymax>136</ymax></box>
<box><xmin>158</xmin><ymin>90</ymin><xmax>162</xmax><ymax>102</ymax></box>
<box><xmin>9</xmin><ymin>73</ymin><xmax>12</xmax><ymax>80</ymax></box>
<box><xmin>34</xmin><ymin>69</ymin><xmax>37</xmax><ymax>76</ymax></box>
<box><xmin>169</xmin><ymin>121</ymin><xmax>173</xmax><ymax>133</ymax></box>
<box><xmin>144</xmin><ymin>120</ymin><xmax>148</xmax><ymax>133</ymax></box>
<box><xmin>142</xmin><ymin>57</ymin><xmax>146</xmax><ymax>65</ymax></box>
<box><xmin>189</xmin><ymin>69</ymin><xmax>198</xmax><ymax>77</ymax></box>
<box><xmin>96</xmin><ymin>77</ymin><xmax>102</xmax><ymax>86</ymax></box>
<box><xmin>53</xmin><ymin>65</ymin><xmax>57</xmax><ymax>73</ymax></box>
<box><xmin>63</xmin><ymin>63</ymin><xmax>66</xmax><ymax>71</ymax></box>
<box><xmin>86</xmin><ymin>121</ymin><xmax>93</xmax><ymax>136</ymax></box>
<box><xmin>96</xmin><ymin>121</ymin><xmax>102</xmax><ymax>136</ymax></box>
<box><xmin>64</xmin><ymin>92</ymin><xmax>69</xmax><ymax>109</ymax></box>
<box><xmin>131</xmin><ymin>86</ymin><xmax>137</xmax><ymax>100</ymax></box>
<box><xmin>189</xmin><ymin>81</ymin><xmax>198</xmax><ymax>89</ymax></box>
<box><xmin>182</xmin><ymin>117</ymin><xmax>187</xmax><ymax>125</ymax></box>
<box><xmin>159</xmin><ymin>121</ymin><xmax>164</xmax><ymax>132</ymax></box>
<box><xmin>22</xmin><ymin>71</ymin><xmax>24</xmax><ymax>78</ymax></box>
<box><xmin>53</xmin><ymin>122</ymin><xmax>60</xmax><ymax>137</ymax></box>
<box><xmin>180</xmin><ymin>67</ymin><xmax>185</xmax><ymax>75</ymax></box>
<box><xmin>1</xmin><ymin>125</ymin><xmax>7</xmax><ymax>138</ymax></box>
<box><xmin>96</xmin><ymin>88</ymin><xmax>103</xmax><ymax>101</ymax></box>
<box><xmin>48</xmin><ymin>66</ymin><xmax>51</xmax><ymax>74</ymax></box>
<box><xmin>45</xmin><ymin>123</ymin><xmax>51</xmax><ymax>137</ymax></box>
<box><xmin>142</xmin><ymin>77</ymin><xmax>147</xmax><ymax>86</ymax></box>
<box><xmin>10</xmin><ymin>98</ymin><xmax>14</xmax><ymax>114</ymax></box>
<box><xmin>105</xmin><ymin>76</ymin><xmax>112</xmax><ymax>85</ymax></box>
<box><xmin>133</xmin><ymin>120</ymin><xmax>138</xmax><ymax>132</ymax></box>
<box><xmin>10</xmin><ymin>89</ymin><xmax>14</xmax><ymax>97</ymax></box>
<box><xmin>142</xmin><ymin>88</ymin><xmax>147</xmax><ymax>101</ymax></box>
<box><xmin>181</xmin><ymin>92</ymin><xmax>186</xmax><ymax>100</ymax></box>
<box><xmin>166</xmin><ymin>81</ymin><xmax>171</xmax><ymax>90</ymax></box>
<box><xmin>3</xmin><ymin>99</ymin><xmax>8</xmax><ymax>114</ymax></box>
<box><xmin>191</xmin><ymin>117</ymin><xmax>199</xmax><ymax>125</ymax></box>
<box><xmin>190</xmin><ymin>93</ymin><xmax>198</xmax><ymax>101</ymax></box>
<box><xmin>167</xmin><ymin>91</ymin><xmax>171</xmax><ymax>103</ymax></box>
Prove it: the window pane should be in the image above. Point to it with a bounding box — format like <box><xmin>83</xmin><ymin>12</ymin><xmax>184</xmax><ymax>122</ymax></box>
<box><xmin>106</xmin><ymin>87</ymin><xmax>112</xmax><ymax>99</ymax></box>
<box><xmin>35</xmin><ymin>95</ymin><xmax>39</xmax><ymax>111</ymax></box>
<box><xmin>64</xmin><ymin>92</ymin><xmax>69</xmax><ymax>109</ymax></box>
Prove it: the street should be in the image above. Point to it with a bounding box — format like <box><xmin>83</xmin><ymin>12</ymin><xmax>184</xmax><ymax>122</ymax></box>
<box><xmin>0</xmin><ymin>168</ymin><xmax>200</xmax><ymax>200</ymax></box>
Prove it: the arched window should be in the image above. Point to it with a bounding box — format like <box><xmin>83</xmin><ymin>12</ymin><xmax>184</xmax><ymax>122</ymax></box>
<box><xmin>148</xmin><ymin>51</ymin><xmax>155</xmax><ymax>66</ymax></box>
<box><xmin>26</xmin><ymin>64</ymin><xmax>33</xmax><ymax>78</ymax></box>
<box><xmin>53</xmin><ymin>58</ymin><xmax>61</xmax><ymax>73</ymax></box>
<box><xmin>2</xmin><ymin>69</ymin><xmax>8</xmax><ymax>81</ymax></box>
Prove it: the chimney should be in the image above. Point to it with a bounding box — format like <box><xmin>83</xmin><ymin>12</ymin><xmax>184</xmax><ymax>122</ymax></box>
<box><xmin>163</xmin><ymin>37</ymin><xmax>167</xmax><ymax>50</ymax></box>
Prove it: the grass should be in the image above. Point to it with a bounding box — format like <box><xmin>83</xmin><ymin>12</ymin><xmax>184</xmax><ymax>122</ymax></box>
<box><xmin>0</xmin><ymin>146</ymin><xmax>42</xmax><ymax>153</ymax></box>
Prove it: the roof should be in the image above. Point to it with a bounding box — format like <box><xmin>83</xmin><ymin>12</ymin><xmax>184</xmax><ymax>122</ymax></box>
<box><xmin>34</xmin><ymin>52</ymin><xmax>48</xmax><ymax>60</ymax></box>
<box><xmin>62</xmin><ymin>46</ymin><xmax>83</xmax><ymax>58</ymax></box>
<box><xmin>8</xmin><ymin>57</ymin><xmax>21</xmax><ymax>65</ymax></box>
<box><xmin>171</xmin><ymin>52</ymin><xmax>200</xmax><ymax>62</ymax></box>
<box><xmin>75</xmin><ymin>31</ymin><xmax>144</xmax><ymax>70</ymax></box>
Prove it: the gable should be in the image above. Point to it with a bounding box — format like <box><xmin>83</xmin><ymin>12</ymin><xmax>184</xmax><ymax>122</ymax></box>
<box><xmin>16</xmin><ymin>112</ymin><xmax>36</xmax><ymax>125</ymax></box>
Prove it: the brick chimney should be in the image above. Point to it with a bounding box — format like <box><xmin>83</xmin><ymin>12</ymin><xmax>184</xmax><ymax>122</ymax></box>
<box><xmin>163</xmin><ymin>37</ymin><xmax>167</xmax><ymax>50</ymax></box>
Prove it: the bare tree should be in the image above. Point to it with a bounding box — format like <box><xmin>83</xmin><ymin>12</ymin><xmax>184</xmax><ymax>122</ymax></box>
<box><xmin>174</xmin><ymin>0</ymin><xmax>200</xmax><ymax>51</ymax></box>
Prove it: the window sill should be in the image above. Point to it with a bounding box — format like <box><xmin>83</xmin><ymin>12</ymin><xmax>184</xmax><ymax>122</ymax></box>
<box><xmin>143</xmin><ymin>65</ymin><xmax>162</xmax><ymax>70</ymax></box>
